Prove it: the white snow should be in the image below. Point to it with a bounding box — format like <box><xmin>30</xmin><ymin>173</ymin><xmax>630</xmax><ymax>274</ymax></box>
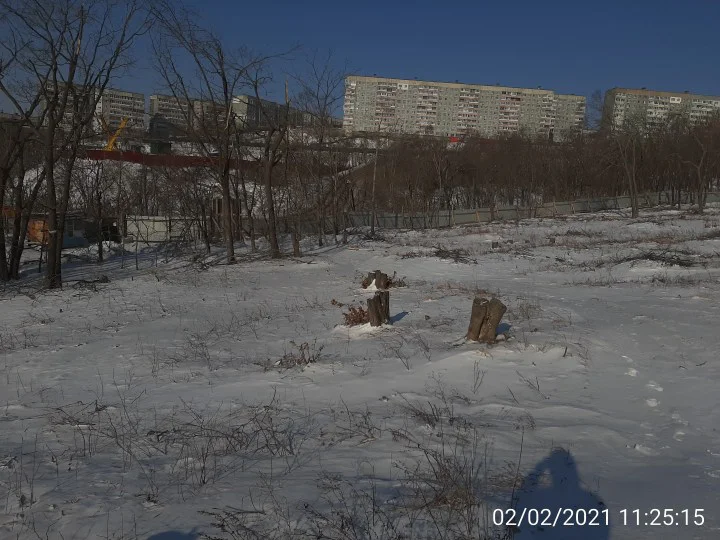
<box><xmin>2</xmin><ymin>206</ymin><xmax>720</xmax><ymax>538</ymax></box>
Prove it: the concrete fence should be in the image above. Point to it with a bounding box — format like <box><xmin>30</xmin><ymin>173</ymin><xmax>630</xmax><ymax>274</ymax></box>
<box><xmin>126</xmin><ymin>215</ymin><xmax>202</xmax><ymax>244</ymax></box>
<box><xmin>346</xmin><ymin>191</ymin><xmax>720</xmax><ymax>230</ymax></box>
<box><xmin>125</xmin><ymin>190</ymin><xmax>720</xmax><ymax>244</ymax></box>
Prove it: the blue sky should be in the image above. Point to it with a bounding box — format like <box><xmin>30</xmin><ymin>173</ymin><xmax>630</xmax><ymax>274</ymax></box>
<box><xmin>4</xmin><ymin>0</ymin><xmax>719</xmax><ymax>112</ymax></box>
<box><xmin>135</xmin><ymin>0</ymin><xmax>720</xmax><ymax>102</ymax></box>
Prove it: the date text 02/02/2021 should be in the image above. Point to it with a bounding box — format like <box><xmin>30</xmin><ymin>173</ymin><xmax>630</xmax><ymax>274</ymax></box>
<box><xmin>493</xmin><ymin>508</ymin><xmax>706</xmax><ymax>528</ymax></box>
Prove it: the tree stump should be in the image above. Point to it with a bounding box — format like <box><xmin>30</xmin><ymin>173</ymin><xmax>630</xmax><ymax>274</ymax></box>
<box><xmin>478</xmin><ymin>298</ymin><xmax>507</xmax><ymax>343</ymax></box>
<box><xmin>466</xmin><ymin>296</ymin><xmax>507</xmax><ymax>343</ymax></box>
<box><xmin>378</xmin><ymin>290</ymin><xmax>390</xmax><ymax>323</ymax></box>
<box><xmin>374</xmin><ymin>270</ymin><xmax>390</xmax><ymax>289</ymax></box>
<box><xmin>365</xmin><ymin>270</ymin><xmax>390</xmax><ymax>289</ymax></box>
<box><xmin>367</xmin><ymin>290</ymin><xmax>390</xmax><ymax>326</ymax></box>
<box><xmin>466</xmin><ymin>297</ymin><xmax>488</xmax><ymax>340</ymax></box>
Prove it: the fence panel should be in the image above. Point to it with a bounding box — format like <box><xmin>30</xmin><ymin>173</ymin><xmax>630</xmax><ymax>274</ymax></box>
<box><xmin>322</xmin><ymin>191</ymin><xmax>720</xmax><ymax>233</ymax></box>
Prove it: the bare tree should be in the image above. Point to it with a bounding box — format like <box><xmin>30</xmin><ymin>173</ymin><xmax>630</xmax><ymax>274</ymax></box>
<box><xmin>293</xmin><ymin>50</ymin><xmax>347</xmax><ymax>246</ymax></box>
<box><xmin>676</xmin><ymin>116</ymin><xmax>720</xmax><ymax>214</ymax></box>
<box><xmin>0</xmin><ymin>0</ymin><xmax>150</xmax><ymax>288</ymax></box>
<box><xmin>0</xmin><ymin>118</ymin><xmax>31</xmax><ymax>280</ymax></box>
<box><xmin>242</xmin><ymin>67</ymin><xmax>295</xmax><ymax>258</ymax></box>
<box><xmin>74</xmin><ymin>160</ymin><xmax>119</xmax><ymax>262</ymax></box>
<box><xmin>152</xmin><ymin>3</ymin><xmax>274</xmax><ymax>263</ymax></box>
<box><xmin>611</xmin><ymin>117</ymin><xmax>644</xmax><ymax>218</ymax></box>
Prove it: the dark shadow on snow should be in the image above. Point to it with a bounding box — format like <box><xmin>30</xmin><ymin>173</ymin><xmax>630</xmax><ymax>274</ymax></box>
<box><xmin>496</xmin><ymin>322</ymin><xmax>512</xmax><ymax>334</ymax></box>
<box><xmin>512</xmin><ymin>448</ymin><xmax>609</xmax><ymax>539</ymax></box>
<box><xmin>147</xmin><ymin>529</ymin><xmax>199</xmax><ymax>540</ymax></box>
<box><xmin>390</xmin><ymin>311</ymin><xmax>409</xmax><ymax>323</ymax></box>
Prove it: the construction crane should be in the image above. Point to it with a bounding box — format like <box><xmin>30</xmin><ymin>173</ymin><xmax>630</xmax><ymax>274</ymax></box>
<box><xmin>97</xmin><ymin>115</ymin><xmax>129</xmax><ymax>151</ymax></box>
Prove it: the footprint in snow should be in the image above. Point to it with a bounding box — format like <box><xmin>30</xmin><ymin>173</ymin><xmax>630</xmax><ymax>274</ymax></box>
<box><xmin>626</xmin><ymin>368</ymin><xmax>638</xmax><ymax>377</ymax></box>
<box><xmin>646</xmin><ymin>381</ymin><xmax>663</xmax><ymax>392</ymax></box>
<box><xmin>646</xmin><ymin>398</ymin><xmax>659</xmax><ymax>407</ymax></box>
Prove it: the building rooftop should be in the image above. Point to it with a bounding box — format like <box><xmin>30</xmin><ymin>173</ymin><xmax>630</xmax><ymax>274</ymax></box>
<box><xmin>608</xmin><ymin>87</ymin><xmax>720</xmax><ymax>100</ymax></box>
<box><xmin>346</xmin><ymin>74</ymin><xmax>584</xmax><ymax>98</ymax></box>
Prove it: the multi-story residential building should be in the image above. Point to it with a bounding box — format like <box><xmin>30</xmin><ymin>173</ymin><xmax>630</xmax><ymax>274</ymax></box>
<box><xmin>149</xmin><ymin>94</ymin><xmax>192</xmax><ymax>133</ymax></box>
<box><xmin>343</xmin><ymin>75</ymin><xmax>585</xmax><ymax>141</ymax></box>
<box><xmin>95</xmin><ymin>87</ymin><xmax>145</xmax><ymax>131</ymax></box>
<box><xmin>232</xmin><ymin>95</ymin><xmax>309</xmax><ymax>129</ymax></box>
<box><xmin>603</xmin><ymin>88</ymin><xmax>720</xmax><ymax>131</ymax></box>
<box><xmin>42</xmin><ymin>84</ymin><xmax>145</xmax><ymax>135</ymax></box>
<box><xmin>149</xmin><ymin>94</ymin><xmax>228</xmax><ymax>136</ymax></box>
<box><xmin>148</xmin><ymin>94</ymin><xmax>309</xmax><ymax>138</ymax></box>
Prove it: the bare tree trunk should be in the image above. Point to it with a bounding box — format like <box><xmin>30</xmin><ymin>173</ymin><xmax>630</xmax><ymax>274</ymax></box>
<box><xmin>292</xmin><ymin>228</ymin><xmax>301</xmax><ymax>257</ymax></box>
<box><xmin>695</xmin><ymin>167</ymin><xmax>707</xmax><ymax>214</ymax></box>
<box><xmin>264</xmin><ymin>159</ymin><xmax>280</xmax><ymax>258</ymax></box>
<box><xmin>617</xmin><ymin>137</ymin><xmax>640</xmax><ymax>218</ymax></box>
<box><xmin>233</xmin><ymin>190</ymin><xmax>244</xmax><ymax>243</ymax></box>
<box><xmin>370</xmin><ymin>145</ymin><xmax>378</xmax><ymax>236</ymax></box>
<box><xmin>9</xmin><ymin>178</ymin><xmax>43</xmax><ymax>279</ymax></box>
<box><xmin>220</xmin><ymin>166</ymin><xmax>236</xmax><ymax>263</ymax></box>
<box><xmin>200</xmin><ymin>201</ymin><xmax>211</xmax><ymax>254</ymax></box>
<box><xmin>96</xmin><ymin>179</ymin><xmax>104</xmax><ymax>263</ymax></box>
<box><xmin>0</xmin><ymin>172</ymin><xmax>8</xmax><ymax>281</ymax></box>
<box><xmin>44</xmin><ymin>135</ymin><xmax>60</xmax><ymax>289</ymax></box>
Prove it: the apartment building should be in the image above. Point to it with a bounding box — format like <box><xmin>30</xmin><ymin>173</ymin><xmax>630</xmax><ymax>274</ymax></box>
<box><xmin>95</xmin><ymin>87</ymin><xmax>145</xmax><ymax>131</ymax></box>
<box><xmin>604</xmin><ymin>88</ymin><xmax>720</xmax><ymax>131</ymax></box>
<box><xmin>42</xmin><ymin>84</ymin><xmax>145</xmax><ymax>134</ymax></box>
<box><xmin>149</xmin><ymin>94</ymin><xmax>192</xmax><ymax>133</ymax></box>
<box><xmin>232</xmin><ymin>95</ymin><xmax>309</xmax><ymax>129</ymax></box>
<box><xmin>343</xmin><ymin>75</ymin><xmax>585</xmax><ymax>141</ymax></box>
<box><xmin>148</xmin><ymin>93</ymin><xmax>309</xmax><ymax>138</ymax></box>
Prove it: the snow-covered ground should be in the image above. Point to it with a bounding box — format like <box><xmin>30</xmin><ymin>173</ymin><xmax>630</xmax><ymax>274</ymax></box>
<box><xmin>2</xmin><ymin>206</ymin><xmax>720</xmax><ymax>539</ymax></box>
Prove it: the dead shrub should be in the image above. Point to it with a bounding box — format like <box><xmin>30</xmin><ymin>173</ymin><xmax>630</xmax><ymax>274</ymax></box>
<box><xmin>434</xmin><ymin>245</ymin><xmax>477</xmax><ymax>264</ymax></box>
<box><xmin>400</xmin><ymin>250</ymin><xmax>427</xmax><ymax>259</ymax></box>
<box><xmin>343</xmin><ymin>306</ymin><xmax>369</xmax><ymax>326</ymax></box>
<box><xmin>277</xmin><ymin>340</ymin><xmax>324</xmax><ymax>369</ymax></box>
<box><xmin>388</xmin><ymin>271</ymin><xmax>407</xmax><ymax>288</ymax></box>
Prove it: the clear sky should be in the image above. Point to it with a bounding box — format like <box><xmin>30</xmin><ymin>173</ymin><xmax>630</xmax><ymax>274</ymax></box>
<box><xmin>3</xmin><ymin>0</ymin><xmax>719</xmax><ymax>113</ymax></box>
<box><xmin>141</xmin><ymin>0</ymin><xmax>720</xmax><ymax>102</ymax></box>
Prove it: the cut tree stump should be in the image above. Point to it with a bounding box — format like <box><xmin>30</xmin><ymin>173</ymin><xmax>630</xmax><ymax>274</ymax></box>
<box><xmin>378</xmin><ymin>290</ymin><xmax>390</xmax><ymax>322</ymax></box>
<box><xmin>376</xmin><ymin>270</ymin><xmax>390</xmax><ymax>290</ymax></box>
<box><xmin>466</xmin><ymin>297</ymin><xmax>488</xmax><ymax>340</ymax></box>
<box><xmin>466</xmin><ymin>296</ymin><xmax>507</xmax><ymax>343</ymax></box>
<box><xmin>365</xmin><ymin>270</ymin><xmax>390</xmax><ymax>289</ymax></box>
<box><xmin>478</xmin><ymin>298</ymin><xmax>507</xmax><ymax>343</ymax></box>
<box><xmin>367</xmin><ymin>290</ymin><xmax>391</xmax><ymax>326</ymax></box>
